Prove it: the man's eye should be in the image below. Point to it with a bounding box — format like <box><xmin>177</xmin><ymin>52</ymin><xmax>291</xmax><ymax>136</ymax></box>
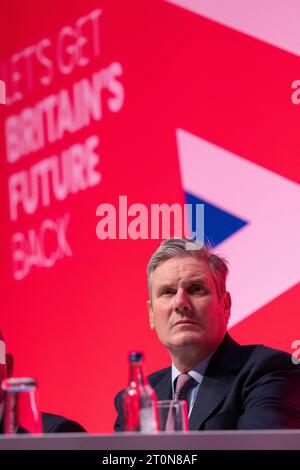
<box><xmin>161</xmin><ymin>289</ymin><xmax>175</xmax><ymax>296</ymax></box>
<box><xmin>189</xmin><ymin>285</ymin><xmax>206</xmax><ymax>294</ymax></box>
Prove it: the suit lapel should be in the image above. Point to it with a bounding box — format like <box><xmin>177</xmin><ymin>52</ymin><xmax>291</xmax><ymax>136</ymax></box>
<box><xmin>153</xmin><ymin>370</ymin><xmax>172</xmax><ymax>400</ymax></box>
<box><xmin>188</xmin><ymin>372</ymin><xmax>235</xmax><ymax>430</ymax></box>
<box><xmin>189</xmin><ymin>334</ymin><xmax>242</xmax><ymax>430</ymax></box>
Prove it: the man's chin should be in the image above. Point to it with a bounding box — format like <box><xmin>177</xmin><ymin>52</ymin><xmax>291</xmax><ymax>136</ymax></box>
<box><xmin>168</xmin><ymin>332</ymin><xmax>204</xmax><ymax>348</ymax></box>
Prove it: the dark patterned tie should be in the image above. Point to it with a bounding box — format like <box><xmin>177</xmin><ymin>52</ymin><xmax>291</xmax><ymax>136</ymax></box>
<box><xmin>174</xmin><ymin>374</ymin><xmax>195</xmax><ymax>403</ymax></box>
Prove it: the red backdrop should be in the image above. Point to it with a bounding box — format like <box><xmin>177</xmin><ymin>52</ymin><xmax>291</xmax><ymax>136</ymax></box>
<box><xmin>0</xmin><ymin>0</ymin><xmax>299</xmax><ymax>432</ymax></box>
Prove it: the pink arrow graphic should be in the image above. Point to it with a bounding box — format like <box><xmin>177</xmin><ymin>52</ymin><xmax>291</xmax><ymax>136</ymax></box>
<box><xmin>167</xmin><ymin>0</ymin><xmax>300</xmax><ymax>57</ymax></box>
<box><xmin>177</xmin><ymin>128</ymin><xmax>300</xmax><ymax>327</ymax></box>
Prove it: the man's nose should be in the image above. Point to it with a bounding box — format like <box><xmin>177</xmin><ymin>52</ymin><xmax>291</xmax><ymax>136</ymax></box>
<box><xmin>174</xmin><ymin>288</ymin><xmax>192</xmax><ymax>315</ymax></box>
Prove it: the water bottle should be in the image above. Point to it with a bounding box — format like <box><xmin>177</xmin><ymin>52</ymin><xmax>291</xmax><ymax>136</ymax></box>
<box><xmin>122</xmin><ymin>351</ymin><xmax>158</xmax><ymax>432</ymax></box>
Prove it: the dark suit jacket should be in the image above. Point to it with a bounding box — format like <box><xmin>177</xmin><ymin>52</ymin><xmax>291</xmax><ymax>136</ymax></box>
<box><xmin>41</xmin><ymin>412</ymin><xmax>86</xmax><ymax>433</ymax></box>
<box><xmin>114</xmin><ymin>334</ymin><xmax>300</xmax><ymax>430</ymax></box>
<box><xmin>0</xmin><ymin>412</ymin><xmax>86</xmax><ymax>433</ymax></box>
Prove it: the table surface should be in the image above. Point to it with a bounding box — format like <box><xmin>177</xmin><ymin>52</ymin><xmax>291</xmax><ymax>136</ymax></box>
<box><xmin>0</xmin><ymin>430</ymin><xmax>300</xmax><ymax>450</ymax></box>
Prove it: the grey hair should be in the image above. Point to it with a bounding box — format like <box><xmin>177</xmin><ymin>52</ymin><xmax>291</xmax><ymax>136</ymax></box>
<box><xmin>147</xmin><ymin>238</ymin><xmax>229</xmax><ymax>305</ymax></box>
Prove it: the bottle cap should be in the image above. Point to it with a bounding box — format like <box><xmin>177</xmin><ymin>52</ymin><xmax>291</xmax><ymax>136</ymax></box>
<box><xmin>129</xmin><ymin>351</ymin><xmax>143</xmax><ymax>362</ymax></box>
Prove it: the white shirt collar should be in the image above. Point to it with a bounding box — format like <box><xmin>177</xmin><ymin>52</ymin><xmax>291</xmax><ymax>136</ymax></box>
<box><xmin>171</xmin><ymin>350</ymin><xmax>215</xmax><ymax>392</ymax></box>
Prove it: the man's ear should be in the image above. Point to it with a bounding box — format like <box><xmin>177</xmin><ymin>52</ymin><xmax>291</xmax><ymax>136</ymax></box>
<box><xmin>147</xmin><ymin>300</ymin><xmax>155</xmax><ymax>330</ymax></box>
<box><xmin>223</xmin><ymin>292</ymin><xmax>231</xmax><ymax>323</ymax></box>
<box><xmin>5</xmin><ymin>353</ymin><xmax>14</xmax><ymax>377</ymax></box>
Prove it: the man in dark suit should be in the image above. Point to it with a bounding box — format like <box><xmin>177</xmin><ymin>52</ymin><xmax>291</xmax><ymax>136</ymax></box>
<box><xmin>114</xmin><ymin>238</ymin><xmax>300</xmax><ymax>430</ymax></box>
<box><xmin>0</xmin><ymin>330</ymin><xmax>85</xmax><ymax>433</ymax></box>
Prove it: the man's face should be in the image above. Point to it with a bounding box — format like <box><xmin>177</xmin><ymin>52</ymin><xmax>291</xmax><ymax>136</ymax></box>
<box><xmin>0</xmin><ymin>340</ymin><xmax>8</xmax><ymax>404</ymax></box>
<box><xmin>0</xmin><ymin>337</ymin><xmax>13</xmax><ymax>404</ymax></box>
<box><xmin>148</xmin><ymin>256</ymin><xmax>231</xmax><ymax>356</ymax></box>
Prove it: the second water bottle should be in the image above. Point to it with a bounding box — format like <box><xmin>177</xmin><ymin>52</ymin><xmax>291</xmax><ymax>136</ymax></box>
<box><xmin>122</xmin><ymin>351</ymin><xmax>158</xmax><ymax>432</ymax></box>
